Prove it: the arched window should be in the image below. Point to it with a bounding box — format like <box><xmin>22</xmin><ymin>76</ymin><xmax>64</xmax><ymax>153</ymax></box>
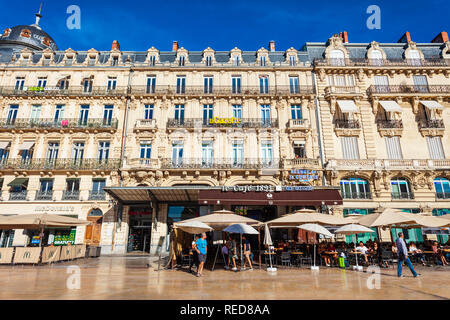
<box><xmin>370</xmin><ymin>50</ymin><xmax>383</xmax><ymax>66</ymax></box>
<box><xmin>330</xmin><ymin>50</ymin><xmax>345</xmax><ymax>66</ymax></box>
<box><xmin>390</xmin><ymin>177</ymin><xmax>413</xmax><ymax>199</ymax></box>
<box><xmin>434</xmin><ymin>177</ymin><xmax>450</xmax><ymax>199</ymax></box>
<box><xmin>340</xmin><ymin>178</ymin><xmax>371</xmax><ymax>199</ymax></box>
<box><xmin>88</xmin><ymin>209</ymin><xmax>103</xmax><ymax>217</ymax></box>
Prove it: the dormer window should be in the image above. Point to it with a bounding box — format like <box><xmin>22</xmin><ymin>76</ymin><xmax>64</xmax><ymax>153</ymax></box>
<box><xmin>65</xmin><ymin>55</ymin><xmax>74</xmax><ymax>66</ymax></box>
<box><xmin>370</xmin><ymin>50</ymin><xmax>383</xmax><ymax>66</ymax></box>
<box><xmin>149</xmin><ymin>55</ymin><xmax>156</xmax><ymax>66</ymax></box>
<box><xmin>260</xmin><ymin>56</ymin><xmax>266</xmax><ymax>66</ymax></box>
<box><xmin>88</xmin><ymin>56</ymin><xmax>96</xmax><ymax>66</ymax></box>
<box><xmin>43</xmin><ymin>55</ymin><xmax>51</xmax><ymax>66</ymax></box>
<box><xmin>112</xmin><ymin>56</ymin><xmax>119</xmax><ymax>66</ymax></box>
<box><xmin>205</xmin><ymin>56</ymin><xmax>212</xmax><ymax>66</ymax></box>
<box><xmin>289</xmin><ymin>55</ymin><xmax>296</xmax><ymax>66</ymax></box>
<box><xmin>178</xmin><ymin>56</ymin><xmax>185</xmax><ymax>66</ymax></box>
<box><xmin>232</xmin><ymin>55</ymin><xmax>240</xmax><ymax>66</ymax></box>
<box><xmin>330</xmin><ymin>50</ymin><xmax>345</xmax><ymax>66</ymax></box>
<box><xmin>408</xmin><ymin>50</ymin><xmax>421</xmax><ymax>66</ymax></box>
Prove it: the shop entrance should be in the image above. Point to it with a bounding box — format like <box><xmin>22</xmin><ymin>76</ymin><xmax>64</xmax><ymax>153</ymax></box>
<box><xmin>127</xmin><ymin>206</ymin><xmax>152</xmax><ymax>253</ymax></box>
<box><xmin>85</xmin><ymin>209</ymin><xmax>103</xmax><ymax>245</ymax></box>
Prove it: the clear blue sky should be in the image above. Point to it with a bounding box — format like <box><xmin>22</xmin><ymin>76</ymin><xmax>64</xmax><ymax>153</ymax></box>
<box><xmin>2</xmin><ymin>0</ymin><xmax>449</xmax><ymax>51</ymax></box>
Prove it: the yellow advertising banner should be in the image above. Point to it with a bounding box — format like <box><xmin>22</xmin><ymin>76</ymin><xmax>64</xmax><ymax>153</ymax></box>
<box><xmin>75</xmin><ymin>244</ymin><xmax>86</xmax><ymax>259</ymax></box>
<box><xmin>13</xmin><ymin>247</ymin><xmax>42</xmax><ymax>264</ymax></box>
<box><xmin>41</xmin><ymin>246</ymin><xmax>61</xmax><ymax>264</ymax></box>
<box><xmin>0</xmin><ymin>248</ymin><xmax>14</xmax><ymax>264</ymax></box>
<box><xmin>60</xmin><ymin>246</ymin><xmax>76</xmax><ymax>260</ymax></box>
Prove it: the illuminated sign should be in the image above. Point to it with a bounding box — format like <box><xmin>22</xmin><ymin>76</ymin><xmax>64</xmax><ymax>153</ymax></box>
<box><xmin>208</xmin><ymin>117</ymin><xmax>241</xmax><ymax>125</ymax></box>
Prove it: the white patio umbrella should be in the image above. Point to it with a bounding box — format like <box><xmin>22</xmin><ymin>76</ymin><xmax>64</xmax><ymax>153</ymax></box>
<box><xmin>297</xmin><ymin>223</ymin><xmax>333</xmax><ymax>270</ymax></box>
<box><xmin>224</xmin><ymin>223</ymin><xmax>259</xmax><ymax>270</ymax></box>
<box><xmin>175</xmin><ymin>221</ymin><xmax>213</xmax><ymax>234</ymax></box>
<box><xmin>263</xmin><ymin>223</ymin><xmax>276</xmax><ymax>272</ymax></box>
<box><xmin>335</xmin><ymin>224</ymin><xmax>375</xmax><ymax>270</ymax></box>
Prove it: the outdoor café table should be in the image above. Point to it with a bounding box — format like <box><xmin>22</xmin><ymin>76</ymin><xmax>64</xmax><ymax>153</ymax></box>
<box><xmin>290</xmin><ymin>252</ymin><xmax>304</xmax><ymax>255</ymax></box>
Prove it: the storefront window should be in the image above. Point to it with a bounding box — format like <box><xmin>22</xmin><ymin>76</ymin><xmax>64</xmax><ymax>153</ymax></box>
<box><xmin>432</xmin><ymin>209</ymin><xmax>450</xmax><ymax>244</ymax></box>
<box><xmin>342</xmin><ymin>209</ymin><xmax>377</xmax><ymax>244</ymax></box>
<box><xmin>391</xmin><ymin>209</ymin><xmax>423</xmax><ymax>244</ymax></box>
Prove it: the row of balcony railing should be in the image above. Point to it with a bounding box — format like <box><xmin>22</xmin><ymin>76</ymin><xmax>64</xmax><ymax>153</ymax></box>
<box><xmin>0</xmin><ymin>85</ymin><xmax>315</xmax><ymax>97</ymax></box>
<box><xmin>314</xmin><ymin>58</ymin><xmax>450</xmax><ymax>67</ymax></box>
<box><xmin>128</xmin><ymin>158</ymin><xmax>320</xmax><ymax>169</ymax></box>
<box><xmin>0</xmin><ymin>159</ymin><xmax>120</xmax><ymax>170</ymax></box>
<box><xmin>342</xmin><ymin>191</ymin><xmax>450</xmax><ymax>200</ymax></box>
<box><xmin>335</xmin><ymin>119</ymin><xmax>445</xmax><ymax>130</ymax></box>
<box><xmin>367</xmin><ymin>85</ymin><xmax>450</xmax><ymax>95</ymax></box>
<box><xmin>0</xmin><ymin>118</ymin><xmax>119</xmax><ymax>130</ymax></box>
<box><xmin>326</xmin><ymin>159</ymin><xmax>450</xmax><ymax>170</ymax></box>
<box><xmin>166</xmin><ymin>118</ymin><xmax>279</xmax><ymax>128</ymax></box>
<box><xmin>8</xmin><ymin>190</ymin><xmax>106</xmax><ymax>201</ymax></box>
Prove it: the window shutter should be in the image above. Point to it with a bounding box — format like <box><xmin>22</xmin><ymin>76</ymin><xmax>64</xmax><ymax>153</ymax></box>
<box><xmin>427</xmin><ymin>136</ymin><xmax>445</xmax><ymax>159</ymax></box>
<box><xmin>385</xmin><ymin>137</ymin><xmax>403</xmax><ymax>159</ymax></box>
<box><xmin>341</xmin><ymin>137</ymin><xmax>360</xmax><ymax>160</ymax></box>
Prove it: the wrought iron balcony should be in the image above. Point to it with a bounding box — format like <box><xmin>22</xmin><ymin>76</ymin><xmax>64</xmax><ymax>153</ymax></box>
<box><xmin>0</xmin><ymin>86</ymin><xmax>128</xmax><ymax>97</ymax></box>
<box><xmin>130</xmin><ymin>85</ymin><xmax>315</xmax><ymax>96</ymax></box>
<box><xmin>167</xmin><ymin>118</ymin><xmax>279</xmax><ymax>128</ymax></box>
<box><xmin>0</xmin><ymin>118</ymin><xmax>118</xmax><ymax>130</ymax></box>
<box><xmin>89</xmin><ymin>191</ymin><xmax>106</xmax><ymax>200</ymax></box>
<box><xmin>160</xmin><ymin>158</ymin><xmax>280</xmax><ymax>169</ymax></box>
<box><xmin>315</xmin><ymin>58</ymin><xmax>448</xmax><ymax>67</ymax></box>
<box><xmin>377</xmin><ymin>119</ymin><xmax>403</xmax><ymax>129</ymax></box>
<box><xmin>9</xmin><ymin>190</ymin><xmax>27</xmax><ymax>201</ymax></box>
<box><xmin>62</xmin><ymin>190</ymin><xmax>80</xmax><ymax>200</ymax></box>
<box><xmin>436</xmin><ymin>192</ymin><xmax>450</xmax><ymax>200</ymax></box>
<box><xmin>419</xmin><ymin>119</ymin><xmax>445</xmax><ymax>129</ymax></box>
<box><xmin>0</xmin><ymin>159</ymin><xmax>120</xmax><ymax>170</ymax></box>
<box><xmin>391</xmin><ymin>192</ymin><xmax>415</xmax><ymax>200</ymax></box>
<box><xmin>35</xmin><ymin>191</ymin><xmax>54</xmax><ymax>200</ymax></box>
<box><xmin>368</xmin><ymin>85</ymin><xmax>450</xmax><ymax>95</ymax></box>
<box><xmin>334</xmin><ymin>119</ymin><xmax>361</xmax><ymax>129</ymax></box>
<box><xmin>341</xmin><ymin>192</ymin><xmax>372</xmax><ymax>200</ymax></box>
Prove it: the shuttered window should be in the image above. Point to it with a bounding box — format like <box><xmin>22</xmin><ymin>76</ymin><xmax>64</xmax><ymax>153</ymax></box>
<box><xmin>385</xmin><ymin>136</ymin><xmax>403</xmax><ymax>159</ymax></box>
<box><xmin>427</xmin><ymin>136</ymin><xmax>445</xmax><ymax>159</ymax></box>
<box><xmin>341</xmin><ymin>137</ymin><xmax>360</xmax><ymax>159</ymax></box>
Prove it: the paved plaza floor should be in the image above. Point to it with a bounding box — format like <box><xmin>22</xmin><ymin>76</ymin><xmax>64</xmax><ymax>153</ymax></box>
<box><xmin>0</xmin><ymin>256</ymin><xmax>449</xmax><ymax>300</ymax></box>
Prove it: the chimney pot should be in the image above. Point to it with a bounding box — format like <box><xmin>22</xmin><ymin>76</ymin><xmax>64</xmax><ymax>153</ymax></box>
<box><xmin>112</xmin><ymin>40</ymin><xmax>120</xmax><ymax>51</ymax></box>
<box><xmin>431</xmin><ymin>31</ymin><xmax>449</xmax><ymax>43</ymax></box>
<box><xmin>397</xmin><ymin>32</ymin><xmax>412</xmax><ymax>43</ymax></box>
<box><xmin>339</xmin><ymin>31</ymin><xmax>349</xmax><ymax>43</ymax></box>
<box><xmin>269</xmin><ymin>40</ymin><xmax>275</xmax><ymax>52</ymax></box>
<box><xmin>172</xmin><ymin>41</ymin><xmax>179</xmax><ymax>51</ymax></box>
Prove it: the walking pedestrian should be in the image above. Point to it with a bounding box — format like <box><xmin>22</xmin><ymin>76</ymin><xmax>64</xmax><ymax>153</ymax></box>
<box><xmin>396</xmin><ymin>232</ymin><xmax>420</xmax><ymax>278</ymax></box>
<box><xmin>195</xmin><ymin>232</ymin><xmax>208</xmax><ymax>277</ymax></box>
<box><xmin>189</xmin><ymin>235</ymin><xmax>199</xmax><ymax>273</ymax></box>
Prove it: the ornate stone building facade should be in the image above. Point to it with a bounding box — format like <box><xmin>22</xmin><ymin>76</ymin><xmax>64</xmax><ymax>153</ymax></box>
<box><xmin>0</xmin><ymin>13</ymin><xmax>449</xmax><ymax>254</ymax></box>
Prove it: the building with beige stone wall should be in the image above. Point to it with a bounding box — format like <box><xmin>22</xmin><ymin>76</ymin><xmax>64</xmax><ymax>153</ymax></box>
<box><xmin>0</xmin><ymin>13</ymin><xmax>449</xmax><ymax>255</ymax></box>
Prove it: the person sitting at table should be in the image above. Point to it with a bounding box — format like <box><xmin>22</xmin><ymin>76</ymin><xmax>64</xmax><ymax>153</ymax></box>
<box><xmin>432</xmin><ymin>241</ymin><xmax>449</xmax><ymax>266</ymax></box>
<box><xmin>391</xmin><ymin>242</ymin><xmax>398</xmax><ymax>255</ymax></box>
<box><xmin>409</xmin><ymin>242</ymin><xmax>426</xmax><ymax>266</ymax></box>
<box><xmin>327</xmin><ymin>243</ymin><xmax>338</xmax><ymax>265</ymax></box>
<box><xmin>355</xmin><ymin>242</ymin><xmax>370</xmax><ymax>265</ymax></box>
<box><xmin>319</xmin><ymin>242</ymin><xmax>331</xmax><ymax>267</ymax></box>
<box><xmin>370</xmin><ymin>242</ymin><xmax>385</xmax><ymax>267</ymax></box>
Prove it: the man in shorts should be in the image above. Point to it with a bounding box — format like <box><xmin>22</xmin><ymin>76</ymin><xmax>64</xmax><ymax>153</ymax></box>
<box><xmin>195</xmin><ymin>232</ymin><xmax>207</xmax><ymax>277</ymax></box>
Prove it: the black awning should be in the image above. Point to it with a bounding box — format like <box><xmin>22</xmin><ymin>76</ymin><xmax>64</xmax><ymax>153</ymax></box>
<box><xmin>7</xmin><ymin>178</ymin><xmax>29</xmax><ymax>188</ymax></box>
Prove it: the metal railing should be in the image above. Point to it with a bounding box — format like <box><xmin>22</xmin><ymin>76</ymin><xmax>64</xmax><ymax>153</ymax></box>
<box><xmin>160</xmin><ymin>158</ymin><xmax>280</xmax><ymax>169</ymax></box>
<box><xmin>0</xmin><ymin>159</ymin><xmax>120</xmax><ymax>170</ymax></box>
<box><xmin>89</xmin><ymin>191</ymin><xmax>106</xmax><ymax>200</ymax></box>
<box><xmin>130</xmin><ymin>85</ymin><xmax>315</xmax><ymax>96</ymax></box>
<box><xmin>9</xmin><ymin>191</ymin><xmax>27</xmax><ymax>201</ymax></box>
<box><xmin>391</xmin><ymin>192</ymin><xmax>415</xmax><ymax>200</ymax></box>
<box><xmin>377</xmin><ymin>119</ymin><xmax>403</xmax><ymax>129</ymax></box>
<box><xmin>436</xmin><ymin>192</ymin><xmax>450</xmax><ymax>200</ymax></box>
<box><xmin>35</xmin><ymin>191</ymin><xmax>54</xmax><ymax>200</ymax></box>
<box><xmin>167</xmin><ymin>118</ymin><xmax>279</xmax><ymax>128</ymax></box>
<box><xmin>315</xmin><ymin>58</ymin><xmax>449</xmax><ymax>67</ymax></box>
<box><xmin>368</xmin><ymin>85</ymin><xmax>450</xmax><ymax>95</ymax></box>
<box><xmin>0</xmin><ymin>86</ymin><xmax>128</xmax><ymax>97</ymax></box>
<box><xmin>62</xmin><ymin>191</ymin><xmax>80</xmax><ymax>200</ymax></box>
<box><xmin>0</xmin><ymin>118</ymin><xmax>119</xmax><ymax>130</ymax></box>
<box><xmin>334</xmin><ymin>119</ymin><xmax>361</xmax><ymax>129</ymax></box>
<box><xmin>341</xmin><ymin>192</ymin><xmax>372</xmax><ymax>200</ymax></box>
<box><xmin>419</xmin><ymin>119</ymin><xmax>445</xmax><ymax>129</ymax></box>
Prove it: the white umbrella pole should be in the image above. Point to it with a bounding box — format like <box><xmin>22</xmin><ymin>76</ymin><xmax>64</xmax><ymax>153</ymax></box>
<box><xmin>313</xmin><ymin>243</ymin><xmax>316</xmax><ymax>267</ymax></box>
<box><xmin>240</xmin><ymin>233</ymin><xmax>243</xmax><ymax>270</ymax></box>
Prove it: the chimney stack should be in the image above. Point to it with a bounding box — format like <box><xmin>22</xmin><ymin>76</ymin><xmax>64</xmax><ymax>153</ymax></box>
<box><xmin>112</xmin><ymin>40</ymin><xmax>120</xmax><ymax>51</ymax></box>
<box><xmin>172</xmin><ymin>41</ymin><xmax>179</xmax><ymax>51</ymax></box>
<box><xmin>397</xmin><ymin>31</ymin><xmax>412</xmax><ymax>43</ymax></box>
<box><xmin>339</xmin><ymin>31</ymin><xmax>349</xmax><ymax>43</ymax></box>
<box><xmin>269</xmin><ymin>40</ymin><xmax>275</xmax><ymax>52</ymax></box>
<box><xmin>431</xmin><ymin>31</ymin><xmax>449</xmax><ymax>43</ymax></box>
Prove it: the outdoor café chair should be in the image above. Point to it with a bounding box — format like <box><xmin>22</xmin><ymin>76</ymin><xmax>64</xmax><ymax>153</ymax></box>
<box><xmin>280</xmin><ymin>252</ymin><xmax>292</xmax><ymax>268</ymax></box>
<box><xmin>181</xmin><ymin>254</ymin><xmax>192</xmax><ymax>268</ymax></box>
<box><xmin>298</xmin><ymin>254</ymin><xmax>312</xmax><ymax>267</ymax></box>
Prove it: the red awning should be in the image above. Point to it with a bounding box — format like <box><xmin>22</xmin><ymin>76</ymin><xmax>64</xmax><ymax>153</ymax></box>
<box><xmin>198</xmin><ymin>189</ymin><xmax>343</xmax><ymax>206</ymax></box>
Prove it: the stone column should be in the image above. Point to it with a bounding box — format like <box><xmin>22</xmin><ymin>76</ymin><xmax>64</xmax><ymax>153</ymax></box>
<box><xmin>150</xmin><ymin>203</ymin><xmax>168</xmax><ymax>256</ymax></box>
